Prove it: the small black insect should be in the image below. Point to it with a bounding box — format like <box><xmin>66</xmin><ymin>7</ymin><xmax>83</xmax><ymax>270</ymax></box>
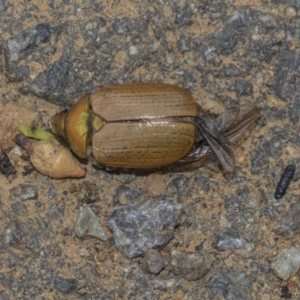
<box><xmin>0</xmin><ymin>152</ymin><xmax>16</xmax><ymax>176</ymax></box>
<box><xmin>274</xmin><ymin>164</ymin><xmax>296</xmax><ymax>200</ymax></box>
<box><xmin>281</xmin><ymin>285</ymin><xmax>292</xmax><ymax>299</ymax></box>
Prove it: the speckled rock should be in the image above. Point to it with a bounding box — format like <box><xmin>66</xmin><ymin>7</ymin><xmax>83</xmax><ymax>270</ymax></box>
<box><xmin>208</xmin><ymin>268</ymin><xmax>253</xmax><ymax>300</ymax></box>
<box><xmin>274</xmin><ymin>201</ymin><xmax>300</xmax><ymax>235</ymax></box>
<box><xmin>142</xmin><ymin>249</ymin><xmax>169</xmax><ymax>274</ymax></box>
<box><xmin>213</xmin><ymin>229</ymin><xmax>248</xmax><ymax>251</ymax></box>
<box><xmin>170</xmin><ymin>250</ymin><xmax>210</xmax><ymax>281</ymax></box>
<box><xmin>0</xmin><ymin>0</ymin><xmax>8</xmax><ymax>14</ymax></box>
<box><xmin>10</xmin><ymin>184</ymin><xmax>38</xmax><ymax>201</ymax></box>
<box><xmin>271</xmin><ymin>247</ymin><xmax>300</xmax><ymax>281</ymax></box>
<box><xmin>107</xmin><ymin>200</ymin><xmax>184</xmax><ymax>258</ymax></box>
<box><xmin>4</xmin><ymin>23</ymin><xmax>50</xmax><ymax>81</ymax></box>
<box><xmin>53</xmin><ymin>275</ymin><xmax>77</xmax><ymax>294</ymax></box>
<box><xmin>75</xmin><ymin>206</ymin><xmax>107</xmax><ymax>241</ymax></box>
<box><xmin>20</xmin><ymin>58</ymin><xmax>72</xmax><ymax>105</ymax></box>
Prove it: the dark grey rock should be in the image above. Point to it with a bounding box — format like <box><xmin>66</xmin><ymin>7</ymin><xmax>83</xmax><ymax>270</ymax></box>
<box><xmin>194</xmin><ymin>175</ymin><xmax>210</xmax><ymax>192</ymax></box>
<box><xmin>19</xmin><ymin>58</ymin><xmax>72</xmax><ymax>105</ymax></box>
<box><xmin>271</xmin><ymin>247</ymin><xmax>300</xmax><ymax>280</ymax></box>
<box><xmin>216</xmin><ymin>28</ymin><xmax>237</xmax><ymax>55</ymax></box>
<box><xmin>47</xmin><ymin>183</ymin><xmax>56</xmax><ymax>199</ymax></box>
<box><xmin>213</xmin><ymin>229</ymin><xmax>247</xmax><ymax>251</ymax></box>
<box><xmin>5</xmin><ymin>220</ymin><xmax>42</xmax><ymax>251</ymax></box>
<box><xmin>10</xmin><ymin>184</ymin><xmax>38</xmax><ymax>201</ymax></box>
<box><xmin>107</xmin><ymin>200</ymin><xmax>184</xmax><ymax>258</ymax></box>
<box><xmin>10</xmin><ymin>202</ymin><xmax>27</xmax><ymax>215</ymax></box>
<box><xmin>223</xmin><ymin>64</ymin><xmax>242</xmax><ymax>77</ymax></box>
<box><xmin>274</xmin><ymin>201</ymin><xmax>300</xmax><ymax>235</ymax></box>
<box><xmin>112</xmin><ymin>17</ymin><xmax>131</xmax><ymax>34</ymax></box>
<box><xmin>208</xmin><ymin>268</ymin><xmax>252</xmax><ymax>300</ymax></box>
<box><xmin>170</xmin><ymin>250</ymin><xmax>210</xmax><ymax>281</ymax></box>
<box><xmin>177</xmin><ymin>35</ymin><xmax>191</xmax><ymax>53</ymax></box>
<box><xmin>75</xmin><ymin>206</ymin><xmax>107</xmax><ymax>241</ymax></box>
<box><xmin>272</xmin><ymin>0</ymin><xmax>300</xmax><ymax>10</ymax></box>
<box><xmin>251</xmin><ymin>140</ymin><xmax>270</xmax><ymax>175</ymax></box>
<box><xmin>8</xmin><ymin>252</ymin><xmax>17</xmax><ymax>267</ymax></box>
<box><xmin>273</xmin><ymin>50</ymin><xmax>300</xmax><ymax>101</ymax></box>
<box><xmin>112</xmin><ymin>185</ymin><xmax>143</xmax><ymax>206</ymax></box>
<box><xmin>0</xmin><ymin>0</ymin><xmax>8</xmax><ymax>14</ymax></box>
<box><xmin>4</xmin><ymin>23</ymin><xmax>50</xmax><ymax>81</ymax></box>
<box><xmin>229</xmin><ymin>79</ymin><xmax>253</xmax><ymax>96</ymax></box>
<box><xmin>0</xmin><ymin>273</ymin><xmax>13</xmax><ymax>289</ymax></box>
<box><xmin>142</xmin><ymin>249</ymin><xmax>169</xmax><ymax>274</ymax></box>
<box><xmin>116</xmin><ymin>172</ymin><xmax>136</xmax><ymax>184</ymax></box>
<box><xmin>46</xmin><ymin>203</ymin><xmax>64</xmax><ymax>219</ymax></box>
<box><xmin>175</xmin><ymin>4</ymin><xmax>194</xmax><ymax>26</ymax></box>
<box><xmin>53</xmin><ymin>276</ymin><xmax>77</xmax><ymax>294</ymax></box>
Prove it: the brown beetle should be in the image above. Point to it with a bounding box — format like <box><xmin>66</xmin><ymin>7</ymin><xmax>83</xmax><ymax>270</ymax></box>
<box><xmin>50</xmin><ymin>83</ymin><xmax>260</xmax><ymax>172</ymax></box>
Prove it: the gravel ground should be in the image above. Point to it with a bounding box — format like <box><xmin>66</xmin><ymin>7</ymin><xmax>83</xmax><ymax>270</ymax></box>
<box><xmin>0</xmin><ymin>0</ymin><xmax>300</xmax><ymax>299</ymax></box>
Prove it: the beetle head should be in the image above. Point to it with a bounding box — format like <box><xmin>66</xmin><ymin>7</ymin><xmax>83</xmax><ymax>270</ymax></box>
<box><xmin>50</xmin><ymin>94</ymin><xmax>90</xmax><ymax>159</ymax></box>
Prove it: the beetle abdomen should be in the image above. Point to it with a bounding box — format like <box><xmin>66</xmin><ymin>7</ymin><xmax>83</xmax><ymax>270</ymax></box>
<box><xmin>91</xmin><ymin>83</ymin><xmax>198</xmax><ymax>121</ymax></box>
<box><xmin>92</xmin><ymin>121</ymin><xmax>195</xmax><ymax>168</ymax></box>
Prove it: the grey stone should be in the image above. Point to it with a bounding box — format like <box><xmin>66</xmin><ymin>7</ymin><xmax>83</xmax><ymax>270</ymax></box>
<box><xmin>0</xmin><ymin>0</ymin><xmax>8</xmax><ymax>14</ymax></box>
<box><xmin>107</xmin><ymin>200</ymin><xmax>184</xmax><ymax>258</ymax></box>
<box><xmin>229</xmin><ymin>79</ymin><xmax>253</xmax><ymax>96</ymax></box>
<box><xmin>274</xmin><ymin>201</ymin><xmax>300</xmax><ymax>235</ymax></box>
<box><xmin>177</xmin><ymin>36</ymin><xmax>191</xmax><ymax>53</ymax></box>
<box><xmin>75</xmin><ymin>206</ymin><xmax>107</xmax><ymax>241</ymax></box>
<box><xmin>170</xmin><ymin>250</ymin><xmax>210</xmax><ymax>281</ymax></box>
<box><xmin>142</xmin><ymin>249</ymin><xmax>169</xmax><ymax>274</ymax></box>
<box><xmin>20</xmin><ymin>58</ymin><xmax>72</xmax><ymax>105</ymax></box>
<box><xmin>10</xmin><ymin>184</ymin><xmax>38</xmax><ymax>201</ymax></box>
<box><xmin>223</xmin><ymin>64</ymin><xmax>242</xmax><ymax>77</ymax></box>
<box><xmin>271</xmin><ymin>247</ymin><xmax>300</xmax><ymax>280</ymax></box>
<box><xmin>213</xmin><ymin>229</ymin><xmax>247</xmax><ymax>251</ymax></box>
<box><xmin>53</xmin><ymin>276</ymin><xmax>77</xmax><ymax>294</ymax></box>
<box><xmin>4</xmin><ymin>24</ymin><xmax>50</xmax><ymax>81</ymax></box>
<box><xmin>208</xmin><ymin>268</ymin><xmax>252</xmax><ymax>300</ymax></box>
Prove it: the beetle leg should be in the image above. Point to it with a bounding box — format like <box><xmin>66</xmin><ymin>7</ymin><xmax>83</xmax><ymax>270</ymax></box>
<box><xmin>177</xmin><ymin>107</ymin><xmax>261</xmax><ymax>172</ymax></box>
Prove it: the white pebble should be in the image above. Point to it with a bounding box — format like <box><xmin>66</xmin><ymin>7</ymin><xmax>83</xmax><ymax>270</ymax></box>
<box><xmin>271</xmin><ymin>247</ymin><xmax>300</xmax><ymax>280</ymax></box>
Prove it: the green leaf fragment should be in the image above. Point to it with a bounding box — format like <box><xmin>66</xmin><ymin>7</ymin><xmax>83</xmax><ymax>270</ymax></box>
<box><xmin>19</xmin><ymin>125</ymin><xmax>53</xmax><ymax>141</ymax></box>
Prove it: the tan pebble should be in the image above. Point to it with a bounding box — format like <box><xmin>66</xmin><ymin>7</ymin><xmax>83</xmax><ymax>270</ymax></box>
<box><xmin>145</xmin><ymin>173</ymin><xmax>165</xmax><ymax>198</ymax></box>
<box><xmin>97</xmin><ymin>252</ymin><xmax>107</xmax><ymax>262</ymax></box>
<box><xmin>286</xmin><ymin>6</ymin><xmax>297</xmax><ymax>17</ymax></box>
<box><xmin>237</xmin><ymin>156</ymin><xmax>245</xmax><ymax>164</ymax></box>
<box><xmin>289</xmin><ymin>41</ymin><xmax>298</xmax><ymax>52</ymax></box>
<box><xmin>111</xmin><ymin>251</ymin><xmax>119</xmax><ymax>262</ymax></box>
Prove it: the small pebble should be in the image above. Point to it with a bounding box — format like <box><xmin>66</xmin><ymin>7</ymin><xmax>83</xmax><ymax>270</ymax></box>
<box><xmin>170</xmin><ymin>250</ymin><xmax>210</xmax><ymax>281</ymax></box>
<box><xmin>271</xmin><ymin>247</ymin><xmax>300</xmax><ymax>280</ymax></box>
<box><xmin>145</xmin><ymin>173</ymin><xmax>165</xmax><ymax>198</ymax></box>
<box><xmin>143</xmin><ymin>249</ymin><xmax>169</xmax><ymax>274</ymax></box>
<box><xmin>274</xmin><ymin>201</ymin><xmax>300</xmax><ymax>235</ymax></box>
<box><xmin>75</xmin><ymin>206</ymin><xmax>107</xmax><ymax>241</ymax></box>
<box><xmin>53</xmin><ymin>276</ymin><xmax>77</xmax><ymax>294</ymax></box>
<box><xmin>285</xmin><ymin>6</ymin><xmax>297</xmax><ymax>18</ymax></box>
<box><xmin>10</xmin><ymin>184</ymin><xmax>38</xmax><ymax>201</ymax></box>
<box><xmin>108</xmin><ymin>200</ymin><xmax>184</xmax><ymax>258</ymax></box>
